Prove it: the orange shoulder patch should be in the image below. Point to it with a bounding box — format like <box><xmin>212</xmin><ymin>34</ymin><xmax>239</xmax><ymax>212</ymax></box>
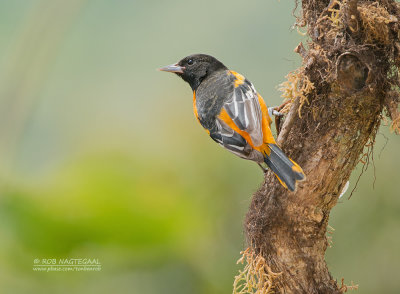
<box><xmin>229</xmin><ymin>70</ymin><xmax>245</xmax><ymax>88</ymax></box>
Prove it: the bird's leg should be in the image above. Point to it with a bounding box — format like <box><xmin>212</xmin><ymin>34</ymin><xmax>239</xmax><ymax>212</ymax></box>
<box><xmin>268</xmin><ymin>100</ymin><xmax>291</xmax><ymax>135</ymax></box>
<box><xmin>257</xmin><ymin>163</ymin><xmax>268</xmax><ymax>173</ymax></box>
<box><xmin>268</xmin><ymin>107</ymin><xmax>284</xmax><ymax>118</ymax></box>
<box><xmin>268</xmin><ymin>106</ymin><xmax>284</xmax><ymax>135</ymax></box>
<box><xmin>268</xmin><ymin>99</ymin><xmax>291</xmax><ymax>117</ymax></box>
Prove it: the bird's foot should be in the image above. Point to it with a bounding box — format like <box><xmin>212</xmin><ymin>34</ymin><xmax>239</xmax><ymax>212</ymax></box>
<box><xmin>268</xmin><ymin>106</ymin><xmax>284</xmax><ymax>117</ymax></box>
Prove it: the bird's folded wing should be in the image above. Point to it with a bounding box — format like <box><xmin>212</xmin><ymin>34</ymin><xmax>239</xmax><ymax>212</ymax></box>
<box><xmin>222</xmin><ymin>78</ymin><xmax>264</xmax><ymax>147</ymax></box>
<box><xmin>210</xmin><ymin>117</ymin><xmax>248</xmax><ymax>154</ymax></box>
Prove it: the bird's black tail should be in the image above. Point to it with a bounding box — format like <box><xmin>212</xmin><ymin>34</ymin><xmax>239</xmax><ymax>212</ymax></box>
<box><xmin>264</xmin><ymin>143</ymin><xmax>305</xmax><ymax>191</ymax></box>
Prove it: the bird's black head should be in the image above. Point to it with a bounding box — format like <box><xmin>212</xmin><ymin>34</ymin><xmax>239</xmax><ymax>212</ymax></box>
<box><xmin>159</xmin><ymin>54</ymin><xmax>228</xmax><ymax>91</ymax></box>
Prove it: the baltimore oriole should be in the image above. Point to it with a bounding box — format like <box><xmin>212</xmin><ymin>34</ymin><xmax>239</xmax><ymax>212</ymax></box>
<box><xmin>159</xmin><ymin>54</ymin><xmax>305</xmax><ymax>191</ymax></box>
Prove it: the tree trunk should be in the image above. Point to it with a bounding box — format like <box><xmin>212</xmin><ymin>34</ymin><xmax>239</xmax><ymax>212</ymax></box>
<box><xmin>243</xmin><ymin>1</ymin><xmax>400</xmax><ymax>293</ymax></box>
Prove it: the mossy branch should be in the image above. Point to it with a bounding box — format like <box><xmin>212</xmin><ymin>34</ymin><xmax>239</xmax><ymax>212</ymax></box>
<box><xmin>234</xmin><ymin>1</ymin><xmax>400</xmax><ymax>293</ymax></box>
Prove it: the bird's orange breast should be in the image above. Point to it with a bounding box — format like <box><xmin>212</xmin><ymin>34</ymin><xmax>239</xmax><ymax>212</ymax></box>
<box><xmin>193</xmin><ymin>91</ymin><xmax>210</xmax><ymax>134</ymax></box>
<box><xmin>193</xmin><ymin>91</ymin><xmax>200</xmax><ymax>122</ymax></box>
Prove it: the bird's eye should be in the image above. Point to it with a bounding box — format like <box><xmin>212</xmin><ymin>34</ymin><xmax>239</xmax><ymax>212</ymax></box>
<box><xmin>187</xmin><ymin>59</ymin><xmax>194</xmax><ymax>65</ymax></box>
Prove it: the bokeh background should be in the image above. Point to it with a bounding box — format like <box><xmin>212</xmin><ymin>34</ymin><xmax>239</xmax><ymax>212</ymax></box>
<box><xmin>0</xmin><ymin>1</ymin><xmax>399</xmax><ymax>293</ymax></box>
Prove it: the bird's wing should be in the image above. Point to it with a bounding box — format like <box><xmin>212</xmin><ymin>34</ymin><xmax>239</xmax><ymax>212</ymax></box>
<box><xmin>221</xmin><ymin>71</ymin><xmax>264</xmax><ymax>148</ymax></box>
<box><xmin>210</xmin><ymin>116</ymin><xmax>250</xmax><ymax>157</ymax></box>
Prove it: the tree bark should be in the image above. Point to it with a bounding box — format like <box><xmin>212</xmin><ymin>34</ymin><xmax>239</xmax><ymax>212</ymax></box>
<box><xmin>244</xmin><ymin>1</ymin><xmax>400</xmax><ymax>293</ymax></box>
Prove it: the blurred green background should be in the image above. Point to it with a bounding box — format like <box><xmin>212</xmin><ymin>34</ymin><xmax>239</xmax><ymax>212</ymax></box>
<box><xmin>0</xmin><ymin>1</ymin><xmax>399</xmax><ymax>293</ymax></box>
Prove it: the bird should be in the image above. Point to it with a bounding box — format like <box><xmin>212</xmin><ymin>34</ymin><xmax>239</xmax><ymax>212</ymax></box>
<box><xmin>159</xmin><ymin>54</ymin><xmax>305</xmax><ymax>191</ymax></box>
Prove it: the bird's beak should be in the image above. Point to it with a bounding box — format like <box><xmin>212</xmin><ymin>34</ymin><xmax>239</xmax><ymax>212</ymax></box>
<box><xmin>158</xmin><ymin>63</ymin><xmax>184</xmax><ymax>73</ymax></box>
